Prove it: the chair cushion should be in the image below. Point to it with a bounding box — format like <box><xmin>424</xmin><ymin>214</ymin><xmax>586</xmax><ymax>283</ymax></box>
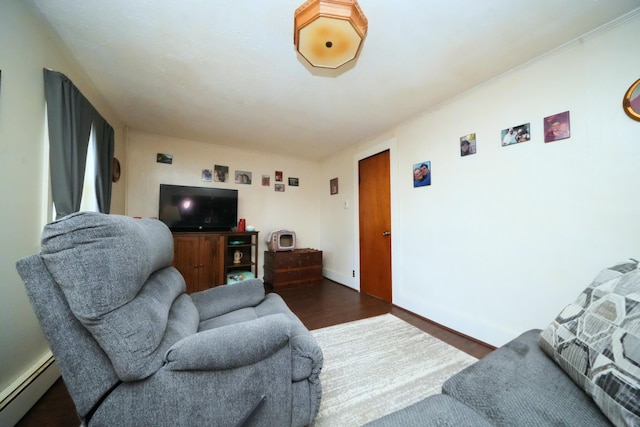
<box><xmin>199</xmin><ymin>307</ymin><xmax>258</xmax><ymax>331</ymax></box>
<box><xmin>539</xmin><ymin>259</ymin><xmax>640</xmax><ymax>427</ymax></box>
<box><xmin>41</xmin><ymin>212</ymin><xmax>199</xmax><ymax>380</ymax></box>
<box><xmin>191</xmin><ymin>279</ymin><xmax>266</xmax><ymax>320</ymax></box>
<box><xmin>41</xmin><ymin>212</ymin><xmax>174</xmax><ymax>318</ymax></box>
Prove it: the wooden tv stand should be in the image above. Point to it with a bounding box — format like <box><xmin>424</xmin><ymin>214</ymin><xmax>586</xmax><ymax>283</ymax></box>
<box><xmin>171</xmin><ymin>231</ymin><xmax>259</xmax><ymax>293</ymax></box>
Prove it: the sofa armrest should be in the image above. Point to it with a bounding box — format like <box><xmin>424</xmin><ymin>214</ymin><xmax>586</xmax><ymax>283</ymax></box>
<box><xmin>442</xmin><ymin>329</ymin><xmax>612</xmax><ymax>427</ymax></box>
<box><xmin>190</xmin><ymin>279</ymin><xmax>265</xmax><ymax>320</ymax></box>
<box><xmin>164</xmin><ymin>314</ymin><xmax>290</xmax><ymax>371</ymax></box>
<box><xmin>364</xmin><ymin>394</ymin><xmax>494</xmax><ymax>427</ymax></box>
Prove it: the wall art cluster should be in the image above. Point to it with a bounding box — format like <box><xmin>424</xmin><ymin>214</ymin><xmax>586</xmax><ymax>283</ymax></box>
<box><xmin>413</xmin><ymin>110</ymin><xmax>571</xmax><ymax>188</ymax></box>
<box><xmin>156</xmin><ymin>154</ymin><xmax>299</xmax><ymax>192</ymax></box>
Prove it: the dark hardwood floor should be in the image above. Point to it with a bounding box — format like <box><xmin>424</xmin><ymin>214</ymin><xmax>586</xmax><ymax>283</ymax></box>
<box><xmin>16</xmin><ymin>279</ymin><xmax>494</xmax><ymax>426</ymax></box>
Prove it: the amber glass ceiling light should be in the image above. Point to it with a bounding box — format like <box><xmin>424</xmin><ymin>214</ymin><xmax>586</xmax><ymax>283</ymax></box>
<box><xmin>294</xmin><ymin>0</ymin><xmax>368</xmax><ymax>69</ymax></box>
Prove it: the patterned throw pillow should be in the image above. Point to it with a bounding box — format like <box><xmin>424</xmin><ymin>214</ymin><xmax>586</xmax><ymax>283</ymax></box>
<box><xmin>539</xmin><ymin>259</ymin><xmax>640</xmax><ymax>427</ymax></box>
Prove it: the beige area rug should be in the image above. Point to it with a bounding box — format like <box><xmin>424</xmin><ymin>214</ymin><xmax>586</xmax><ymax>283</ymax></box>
<box><xmin>310</xmin><ymin>314</ymin><xmax>477</xmax><ymax>426</ymax></box>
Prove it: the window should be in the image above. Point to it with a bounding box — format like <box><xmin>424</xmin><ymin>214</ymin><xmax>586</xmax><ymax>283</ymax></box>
<box><xmin>44</xmin><ymin>69</ymin><xmax>114</xmax><ymax>221</ymax></box>
<box><xmin>79</xmin><ymin>127</ymin><xmax>99</xmax><ymax>213</ymax></box>
<box><xmin>51</xmin><ymin>126</ymin><xmax>99</xmax><ymax>221</ymax></box>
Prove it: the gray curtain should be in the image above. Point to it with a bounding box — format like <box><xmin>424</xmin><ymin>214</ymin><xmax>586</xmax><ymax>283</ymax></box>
<box><xmin>43</xmin><ymin>69</ymin><xmax>114</xmax><ymax>218</ymax></box>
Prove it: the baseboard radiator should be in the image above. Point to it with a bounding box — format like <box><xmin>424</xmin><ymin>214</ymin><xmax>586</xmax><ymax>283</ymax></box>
<box><xmin>0</xmin><ymin>353</ymin><xmax>60</xmax><ymax>426</ymax></box>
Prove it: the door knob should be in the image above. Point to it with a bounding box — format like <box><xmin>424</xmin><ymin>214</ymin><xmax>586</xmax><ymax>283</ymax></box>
<box><xmin>382</xmin><ymin>231</ymin><xmax>391</xmax><ymax>236</ymax></box>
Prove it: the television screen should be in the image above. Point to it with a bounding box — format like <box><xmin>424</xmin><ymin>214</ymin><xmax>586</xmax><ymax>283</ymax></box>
<box><xmin>159</xmin><ymin>184</ymin><xmax>238</xmax><ymax>232</ymax></box>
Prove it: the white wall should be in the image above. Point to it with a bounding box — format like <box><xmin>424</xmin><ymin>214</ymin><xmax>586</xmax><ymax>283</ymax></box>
<box><xmin>125</xmin><ymin>130</ymin><xmax>323</xmax><ymax>278</ymax></box>
<box><xmin>319</xmin><ymin>145</ymin><xmax>358</xmax><ymax>286</ymax></box>
<box><xmin>320</xmin><ymin>12</ymin><xmax>640</xmax><ymax>347</ymax></box>
<box><xmin>0</xmin><ymin>1</ymin><xmax>125</xmax><ymax>423</ymax></box>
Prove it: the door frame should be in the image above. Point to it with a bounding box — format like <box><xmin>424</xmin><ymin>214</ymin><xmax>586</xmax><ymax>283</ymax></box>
<box><xmin>352</xmin><ymin>136</ymin><xmax>400</xmax><ymax>295</ymax></box>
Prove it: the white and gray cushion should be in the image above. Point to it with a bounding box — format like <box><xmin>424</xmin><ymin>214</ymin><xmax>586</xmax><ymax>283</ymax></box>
<box><xmin>540</xmin><ymin>259</ymin><xmax>640</xmax><ymax>427</ymax></box>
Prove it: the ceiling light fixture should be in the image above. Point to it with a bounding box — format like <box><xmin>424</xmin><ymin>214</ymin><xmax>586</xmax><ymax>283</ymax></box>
<box><xmin>294</xmin><ymin>0</ymin><xmax>368</xmax><ymax>69</ymax></box>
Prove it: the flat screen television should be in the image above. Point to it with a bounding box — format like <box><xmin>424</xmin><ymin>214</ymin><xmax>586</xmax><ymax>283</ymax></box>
<box><xmin>159</xmin><ymin>184</ymin><xmax>238</xmax><ymax>232</ymax></box>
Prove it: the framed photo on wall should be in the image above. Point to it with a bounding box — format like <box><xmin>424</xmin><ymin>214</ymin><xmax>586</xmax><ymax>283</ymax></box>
<box><xmin>214</xmin><ymin>165</ymin><xmax>229</xmax><ymax>182</ymax></box>
<box><xmin>460</xmin><ymin>133</ymin><xmax>477</xmax><ymax>156</ymax></box>
<box><xmin>544</xmin><ymin>111</ymin><xmax>571</xmax><ymax>143</ymax></box>
<box><xmin>330</xmin><ymin>178</ymin><xmax>339</xmax><ymax>195</ymax></box>
<box><xmin>235</xmin><ymin>170</ymin><xmax>252</xmax><ymax>184</ymax></box>
<box><xmin>501</xmin><ymin>123</ymin><xmax>530</xmax><ymax>146</ymax></box>
<box><xmin>413</xmin><ymin>161</ymin><xmax>431</xmax><ymax>187</ymax></box>
<box><xmin>157</xmin><ymin>153</ymin><xmax>173</xmax><ymax>164</ymax></box>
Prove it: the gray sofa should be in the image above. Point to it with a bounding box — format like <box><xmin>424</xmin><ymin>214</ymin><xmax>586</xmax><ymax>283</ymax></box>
<box><xmin>16</xmin><ymin>212</ymin><xmax>323</xmax><ymax>426</ymax></box>
<box><xmin>368</xmin><ymin>259</ymin><xmax>640</xmax><ymax>427</ymax></box>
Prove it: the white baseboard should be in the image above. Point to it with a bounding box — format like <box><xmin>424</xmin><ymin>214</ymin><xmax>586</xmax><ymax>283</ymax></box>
<box><xmin>0</xmin><ymin>353</ymin><xmax>61</xmax><ymax>426</ymax></box>
<box><xmin>323</xmin><ymin>268</ymin><xmax>358</xmax><ymax>290</ymax></box>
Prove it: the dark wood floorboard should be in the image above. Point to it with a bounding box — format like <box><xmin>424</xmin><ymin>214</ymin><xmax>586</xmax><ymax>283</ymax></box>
<box><xmin>16</xmin><ymin>278</ymin><xmax>494</xmax><ymax>426</ymax></box>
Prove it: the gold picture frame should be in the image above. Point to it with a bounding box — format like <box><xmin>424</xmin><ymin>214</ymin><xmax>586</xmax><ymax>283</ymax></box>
<box><xmin>623</xmin><ymin>78</ymin><xmax>640</xmax><ymax>122</ymax></box>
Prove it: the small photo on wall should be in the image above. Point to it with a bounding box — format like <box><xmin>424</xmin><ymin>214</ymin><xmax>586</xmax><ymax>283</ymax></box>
<box><xmin>501</xmin><ymin>123</ymin><xmax>530</xmax><ymax>146</ymax></box>
<box><xmin>262</xmin><ymin>175</ymin><xmax>270</xmax><ymax>186</ymax></box>
<box><xmin>413</xmin><ymin>161</ymin><xmax>431</xmax><ymax>187</ymax></box>
<box><xmin>544</xmin><ymin>111</ymin><xmax>571</xmax><ymax>143</ymax></box>
<box><xmin>275</xmin><ymin>183</ymin><xmax>285</xmax><ymax>192</ymax></box>
<box><xmin>157</xmin><ymin>153</ymin><xmax>173</xmax><ymax>164</ymax></box>
<box><xmin>214</xmin><ymin>165</ymin><xmax>229</xmax><ymax>182</ymax></box>
<box><xmin>235</xmin><ymin>170</ymin><xmax>252</xmax><ymax>184</ymax></box>
<box><xmin>275</xmin><ymin>171</ymin><xmax>283</xmax><ymax>182</ymax></box>
<box><xmin>201</xmin><ymin>169</ymin><xmax>212</xmax><ymax>182</ymax></box>
<box><xmin>460</xmin><ymin>133</ymin><xmax>477</xmax><ymax>156</ymax></box>
<box><xmin>330</xmin><ymin>178</ymin><xmax>339</xmax><ymax>195</ymax></box>
<box><xmin>288</xmin><ymin>177</ymin><xmax>299</xmax><ymax>187</ymax></box>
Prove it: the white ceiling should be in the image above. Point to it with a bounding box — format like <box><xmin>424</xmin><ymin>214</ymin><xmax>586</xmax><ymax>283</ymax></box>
<box><xmin>27</xmin><ymin>0</ymin><xmax>640</xmax><ymax>161</ymax></box>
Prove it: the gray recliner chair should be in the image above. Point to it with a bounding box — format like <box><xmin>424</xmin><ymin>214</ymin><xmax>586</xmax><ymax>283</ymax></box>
<box><xmin>16</xmin><ymin>212</ymin><xmax>323</xmax><ymax>426</ymax></box>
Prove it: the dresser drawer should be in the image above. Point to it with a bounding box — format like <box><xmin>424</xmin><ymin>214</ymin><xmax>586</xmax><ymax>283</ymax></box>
<box><xmin>263</xmin><ymin>249</ymin><xmax>323</xmax><ymax>290</ymax></box>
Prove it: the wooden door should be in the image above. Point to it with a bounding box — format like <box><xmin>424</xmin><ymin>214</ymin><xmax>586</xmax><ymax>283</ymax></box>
<box><xmin>359</xmin><ymin>150</ymin><xmax>392</xmax><ymax>302</ymax></box>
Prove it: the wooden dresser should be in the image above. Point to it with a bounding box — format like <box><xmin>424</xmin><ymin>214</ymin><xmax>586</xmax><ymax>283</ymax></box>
<box><xmin>263</xmin><ymin>248</ymin><xmax>323</xmax><ymax>290</ymax></box>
